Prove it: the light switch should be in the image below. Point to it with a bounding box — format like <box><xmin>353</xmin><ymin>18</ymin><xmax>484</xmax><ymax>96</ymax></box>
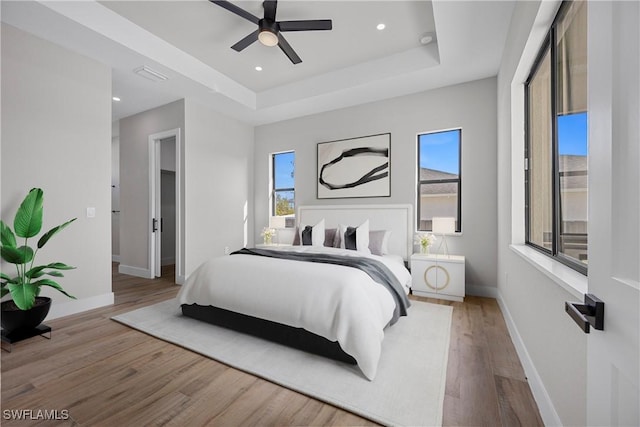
<box><xmin>86</xmin><ymin>207</ymin><xmax>96</xmax><ymax>218</ymax></box>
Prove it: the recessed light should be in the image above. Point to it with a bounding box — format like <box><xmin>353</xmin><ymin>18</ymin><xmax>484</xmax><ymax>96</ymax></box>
<box><xmin>376</xmin><ymin>23</ymin><xmax>386</xmax><ymax>31</ymax></box>
<box><xmin>255</xmin><ymin>66</ymin><xmax>263</xmax><ymax>71</ymax></box>
<box><xmin>420</xmin><ymin>32</ymin><xmax>437</xmax><ymax>45</ymax></box>
<box><xmin>112</xmin><ymin>97</ymin><xmax>121</xmax><ymax>102</ymax></box>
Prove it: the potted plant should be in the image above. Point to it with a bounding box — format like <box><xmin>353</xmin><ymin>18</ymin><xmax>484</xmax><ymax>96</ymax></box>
<box><xmin>1</xmin><ymin>188</ymin><xmax>76</xmax><ymax>334</ymax></box>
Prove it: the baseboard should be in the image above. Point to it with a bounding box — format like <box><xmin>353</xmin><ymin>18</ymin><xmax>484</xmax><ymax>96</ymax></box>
<box><xmin>46</xmin><ymin>292</ymin><xmax>114</xmax><ymax>321</ymax></box>
<box><xmin>112</xmin><ymin>255</ymin><xmax>121</xmax><ymax>262</ymax></box>
<box><xmin>466</xmin><ymin>284</ymin><xmax>498</xmax><ymax>298</ymax></box>
<box><xmin>118</xmin><ymin>264</ymin><xmax>153</xmax><ymax>279</ymax></box>
<box><xmin>176</xmin><ymin>275</ymin><xmax>186</xmax><ymax>285</ymax></box>
<box><xmin>496</xmin><ymin>290</ymin><xmax>562</xmax><ymax>427</ymax></box>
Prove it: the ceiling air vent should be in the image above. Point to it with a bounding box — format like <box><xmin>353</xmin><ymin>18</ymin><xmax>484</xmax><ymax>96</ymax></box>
<box><xmin>133</xmin><ymin>66</ymin><xmax>168</xmax><ymax>82</ymax></box>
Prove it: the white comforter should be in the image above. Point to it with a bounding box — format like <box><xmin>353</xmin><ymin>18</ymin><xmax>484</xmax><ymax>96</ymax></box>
<box><xmin>177</xmin><ymin>246</ymin><xmax>411</xmax><ymax>380</ymax></box>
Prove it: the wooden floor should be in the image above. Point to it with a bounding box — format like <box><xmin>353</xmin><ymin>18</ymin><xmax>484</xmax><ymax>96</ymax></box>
<box><xmin>1</xmin><ymin>264</ymin><xmax>543</xmax><ymax>426</ymax></box>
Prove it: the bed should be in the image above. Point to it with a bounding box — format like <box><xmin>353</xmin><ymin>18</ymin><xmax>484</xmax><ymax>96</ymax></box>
<box><xmin>177</xmin><ymin>205</ymin><xmax>413</xmax><ymax>380</ymax></box>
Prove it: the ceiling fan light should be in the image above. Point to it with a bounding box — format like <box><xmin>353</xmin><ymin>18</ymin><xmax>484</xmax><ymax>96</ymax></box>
<box><xmin>258</xmin><ymin>29</ymin><xmax>279</xmax><ymax>47</ymax></box>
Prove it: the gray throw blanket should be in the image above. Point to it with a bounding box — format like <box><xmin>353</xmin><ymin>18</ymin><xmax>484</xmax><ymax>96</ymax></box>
<box><xmin>231</xmin><ymin>247</ymin><xmax>411</xmax><ymax>324</ymax></box>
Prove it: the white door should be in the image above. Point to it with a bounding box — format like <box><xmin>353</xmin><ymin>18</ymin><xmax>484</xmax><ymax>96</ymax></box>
<box><xmin>586</xmin><ymin>2</ymin><xmax>639</xmax><ymax>425</ymax></box>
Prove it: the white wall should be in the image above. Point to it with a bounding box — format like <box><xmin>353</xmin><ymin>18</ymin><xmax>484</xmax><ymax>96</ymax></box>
<box><xmin>119</xmin><ymin>100</ymin><xmax>184</xmax><ymax>277</ymax></box>
<box><xmin>496</xmin><ymin>1</ymin><xmax>586</xmax><ymax>425</ymax></box>
<box><xmin>1</xmin><ymin>24</ymin><xmax>113</xmax><ymax>319</ymax></box>
<box><xmin>254</xmin><ymin>78</ymin><xmax>498</xmax><ymax>294</ymax></box>
<box><xmin>184</xmin><ymin>98</ymin><xmax>254</xmax><ymax>275</ymax></box>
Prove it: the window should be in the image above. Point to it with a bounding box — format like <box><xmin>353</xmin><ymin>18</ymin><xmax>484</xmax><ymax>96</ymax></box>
<box><xmin>271</xmin><ymin>151</ymin><xmax>295</xmax><ymax>226</ymax></box>
<box><xmin>525</xmin><ymin>0</ymin><xmax>588</xmax><ymax>273</ymax></box>
<box><xmin>417</xmin><ymin>129</ymin><xmax>461</xmax><ymax>232</ymax></box>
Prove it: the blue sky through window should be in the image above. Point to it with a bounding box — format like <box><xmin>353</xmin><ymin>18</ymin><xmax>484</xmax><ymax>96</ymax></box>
<box><xmin>419</xmin><ymin>130</ymin><xmax>460</xmax><ymax>175</ymax></box>
<box><xmin>558</xmin><ymin>112</ymin><xmax>587</xmax><ymax>156</ymax></box>
<box><xmin>274</xmin><ymin>151</ymin><xmax>295</xmax><ymax>189</ymax></box>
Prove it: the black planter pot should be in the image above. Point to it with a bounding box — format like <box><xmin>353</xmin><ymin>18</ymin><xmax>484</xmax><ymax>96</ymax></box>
<box><xmin>1</xmin><ymin>297</ymin><xmax>52</xmax><ymax>334</ymax></box>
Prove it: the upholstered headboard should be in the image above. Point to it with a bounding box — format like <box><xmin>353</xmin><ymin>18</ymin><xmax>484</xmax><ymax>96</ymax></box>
<box><xmin>297</xmin><ymin>204</ymin><xmax>413</xmax><ymax>261</ymax></box>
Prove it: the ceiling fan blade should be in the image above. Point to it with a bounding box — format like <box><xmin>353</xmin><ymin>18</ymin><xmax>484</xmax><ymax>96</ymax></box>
<box><xmin>231</xmin><ymin>30</ymin><xmax>259</xmax><ymax>52</ymax></box>
<box><xmin>277</xmin><ymin>34</ymin><xmax>302</xmax><ymax>64</ymax></box>
<box><xmin>278</xmin><ymin>20</ymin><xmax>332</xmax><ymax>32</ymax></box>
<box><xmin>209</xmin><ymin>0</ymin><xmax>260</xmax><ymax>24</ymax></box>
<box><xmin>263</xmin><ymin>0</ymin><xmax>277</xmax><ymax>22</ymax></box>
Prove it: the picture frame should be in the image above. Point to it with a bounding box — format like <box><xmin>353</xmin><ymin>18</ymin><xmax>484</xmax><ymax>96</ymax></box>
<box><xmin>317</xmin><ymin>133</ymin><xmax>391</xmax><ymax>199</ymax></box>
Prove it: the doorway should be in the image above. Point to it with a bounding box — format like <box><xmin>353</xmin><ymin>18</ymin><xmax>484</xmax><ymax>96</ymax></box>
<box><xmin>148</xmin><ymin>128</ymin><xmax>182</xmax><ymax>284</ymax></box>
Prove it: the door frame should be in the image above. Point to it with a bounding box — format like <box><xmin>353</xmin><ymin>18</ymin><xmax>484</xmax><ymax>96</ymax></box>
<box><xmin>148</xmin><ymin>128</ymin><xmax>182</xmax><ymax>284</ymax></box>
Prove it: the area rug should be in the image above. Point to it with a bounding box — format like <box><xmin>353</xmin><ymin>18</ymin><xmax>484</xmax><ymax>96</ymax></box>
<box><xmin>112</xmin><ymin>299</ymin><xmax>452</xmax><ymax>426</ymax></box>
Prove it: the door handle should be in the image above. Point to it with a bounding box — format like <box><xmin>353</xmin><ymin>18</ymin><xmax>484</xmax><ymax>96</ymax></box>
<box><xmin>152</xmin><ymin>218</ymin><xmax>158</xmax><ymax>232</ymax></box>
<box><xmin>565</xmin><ymin>293</ymin><xmax>604</xmax><ymax>333</ymax></box>
<box><xmin>160</xmin><ymin>218</ymin><xmax>164</xmax><ymax>232</ymax></box>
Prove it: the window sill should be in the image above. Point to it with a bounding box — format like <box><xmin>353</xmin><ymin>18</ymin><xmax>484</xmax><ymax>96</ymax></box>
<box><xmin>509</xmin><ymin>244</ymin><xmax>587</xmax><ymax>299</ymax></box>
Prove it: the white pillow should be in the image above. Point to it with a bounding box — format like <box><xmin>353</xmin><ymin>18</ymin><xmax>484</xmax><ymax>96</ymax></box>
<box><xmin>339</xmin><ymin>220</ymin><xmax>371</xmax><ymax>254</ymax></box>
<box><xmin>356</xmin><ymin>220</ymin><xmax>370</xmax><ymax>254</ymax></box>
<box><xmin>311</xmin><ymin>219</ymin><xmax>325</xmax><ymax>247</ymax></box>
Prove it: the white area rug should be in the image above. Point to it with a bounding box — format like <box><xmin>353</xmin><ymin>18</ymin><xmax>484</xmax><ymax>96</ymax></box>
<box><xmin>112</xmin><ymin>299</ymin><xmax>452</xmax><ymax>426</ymax></box>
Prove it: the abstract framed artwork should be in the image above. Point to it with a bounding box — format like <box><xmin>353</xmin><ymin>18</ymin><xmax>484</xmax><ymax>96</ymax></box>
<box><xmin>317</xmin><ymin>133</ymin><xmax>391</xmax><ymax>199</ymax></box>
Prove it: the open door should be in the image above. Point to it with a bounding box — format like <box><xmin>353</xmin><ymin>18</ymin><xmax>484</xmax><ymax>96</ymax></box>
<box><xmin>585</xmin><ymin>2</ymin><xmax>639</xmax><ymax>425</ymax></box>
<box><xmin>148</xmin><ymin>128</ymin><xmax>182</xmax><ymax>283</ymax></box>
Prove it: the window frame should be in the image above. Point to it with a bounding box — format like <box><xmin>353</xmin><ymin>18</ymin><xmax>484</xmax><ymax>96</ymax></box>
<box><xmin>416</xmin><ymin>128</ymin><xmax>462</xmax><ymax>233</ymax></box>
<box><xmin>524</xmin><ymin>0</ymin><xmax>588</xmax><ymax>275</ymax></box>
<box><xmin>271</xmin><ymin>151</ymin><xmax>295</xmax><ymax>218</ymax></box>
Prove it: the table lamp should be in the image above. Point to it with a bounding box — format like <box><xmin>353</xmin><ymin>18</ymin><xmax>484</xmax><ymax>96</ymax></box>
<box><xmin>432</xmin><ymin>217</ymin><xmax>455</xmax><ymax>257</ymax></box>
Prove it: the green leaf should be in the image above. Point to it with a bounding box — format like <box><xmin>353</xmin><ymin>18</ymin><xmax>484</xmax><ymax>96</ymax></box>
<box><xmin>37</xmin><ymin>218</ymin><xmax>76</xmax><ymax>249</ymax></box>
<box><xmin>33</xmin><ymin>270</ymin><xmax>64</xmax><ymax>278</ymax></box>
<box><xmin>27</xmin><ymin>266</ymin><xmax>64</xmax><ymax>279</ymax></box>
<box><xmin>34</xmin><ymin>279</ymin><xmax>76</xmax><ymax>300</ymax></box>
<box><xmin>1</xmin><ymin>288</ymin><xmax>8</xmax><ymax>298</ymax></box>
<box><xmin>0</xmin><ymin>221</ymin><xmax>17</xmax><ymax>248</ymax></box>
<box><xmin>43</xmin><ymin>262</ymin><xmax>75</xmax><ymax>271</ymax></box>
<box><xmin>0</xmin><ymin>271</ymin><xmax>11</xmax><ymax>281</ymax></box>
<box><xmin>0</xmin><ymin>275</ymin><xmax>19</xmax><ymax>285</ymax></box>
<box><xmin>46</xmin><ymin>271</ymin><xmax>64</xmax><ymax>277</ymax></box>
<box><xmin>7</xmin><ymin>282</ymin><xmax>38</xmax><ymax>310</ymax></box>
<box><xmin>14</xmin><ymin>188</ymin><xmax>44</xmax><ymax>238</ymax></box>
<box><xmin>1</xmin><ymin>245</ymin><xmax>34</xmax><ymax>264</ymax></box>
<box><xmin>26</xmin><ymin>265</ymin><xmax>46</xmax><ymax>278</ymax></box>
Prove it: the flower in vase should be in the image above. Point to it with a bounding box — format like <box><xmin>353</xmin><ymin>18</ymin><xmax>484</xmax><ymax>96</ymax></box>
<box><xmin>261</xmin><ymin>227</ymin><xmax>276</xmax><ymax>244</ymax></box>
<box><xmin>414</xmin><ymin>232</ymin><xmax>436</xmax><ymax>253</ymax></box>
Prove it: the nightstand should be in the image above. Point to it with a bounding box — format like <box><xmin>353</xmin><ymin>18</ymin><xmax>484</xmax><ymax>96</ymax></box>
<box><xmin>410</xmin><ymin>253</ymin><xmax>465</xmax><ymax>302</ymax></box>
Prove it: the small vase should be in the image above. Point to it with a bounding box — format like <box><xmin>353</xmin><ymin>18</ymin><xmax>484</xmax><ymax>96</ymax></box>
<box><xmin>264</xmin><ymin>235</ymin><xmax>272</xmax><ymax>245</ymax></box>
<box><xmin>420</xmin><ymin>244</ymin><xmax>429</xmax><ymax>254</ymax></box>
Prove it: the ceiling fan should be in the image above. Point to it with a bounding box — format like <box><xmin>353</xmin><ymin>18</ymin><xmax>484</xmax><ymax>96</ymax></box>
<box><xmin>210</xmin><ymin>0</ymin><xmax>332</xmax><ymax>64</ymax></box>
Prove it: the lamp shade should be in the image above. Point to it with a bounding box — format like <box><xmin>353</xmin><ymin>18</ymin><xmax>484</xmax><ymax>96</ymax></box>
<box><xmin>432</xmin><ymin>217</ymin><xmax>455</xmax><ymax>234</ymax></box>
<box><xmin>269</xmin><ymin>216</ymin><xmax>286</xmax><ymax>229</ymax></box>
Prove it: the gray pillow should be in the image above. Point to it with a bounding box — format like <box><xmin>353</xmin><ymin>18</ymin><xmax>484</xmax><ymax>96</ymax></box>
<box><xmin>369</xmin><ymin>230</ymin><xmax>391</xmax><ymax>255</ymax></box>
<box><xmin>324</xmin><ymin>228</ymin><xmax>337</xmax><ymax>247</ymax></box>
